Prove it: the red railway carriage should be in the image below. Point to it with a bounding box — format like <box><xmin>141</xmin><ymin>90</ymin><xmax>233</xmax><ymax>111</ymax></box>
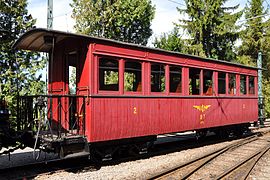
<box><xmin>13</xmin><ymin>28</ymin><xmax>258</xmax><ymax>159</ymax></box>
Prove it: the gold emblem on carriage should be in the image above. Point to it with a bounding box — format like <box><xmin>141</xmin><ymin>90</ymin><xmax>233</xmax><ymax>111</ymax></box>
<box><xmin>193</xmin><ymin>105</ymin><xmax>211</xmax><ymax>124</ymax></box>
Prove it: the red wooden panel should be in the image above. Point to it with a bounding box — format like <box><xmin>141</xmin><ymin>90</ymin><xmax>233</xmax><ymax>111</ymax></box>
<box><xmin>86</xmin><ymin>97</ymin><xmax>258</xmax><ymax>142</ymax></box>
<box><xmin>90</xmin><ymin>43</ymin><xmax>258</xmax><ymax>76</ymax></box>
<box><xmin>93</xmin><ymin>44</ymin><xmax>147</xmax><ymax>59</ymax></box>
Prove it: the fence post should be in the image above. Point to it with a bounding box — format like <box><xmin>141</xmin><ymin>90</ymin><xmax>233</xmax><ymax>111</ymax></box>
<box><xmin>257</xmin><ymin>51</ymin><xmax>264</xmax><ymax>127</ymax></box>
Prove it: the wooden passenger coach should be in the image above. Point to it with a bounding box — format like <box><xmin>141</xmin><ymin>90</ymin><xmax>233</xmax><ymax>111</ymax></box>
<box><xmin>13</xmin><ymin>28</ymin><xmax>258</xmax><ymax>159</ymax></box>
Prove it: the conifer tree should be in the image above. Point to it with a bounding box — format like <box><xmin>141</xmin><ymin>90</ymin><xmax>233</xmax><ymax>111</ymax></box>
<box><xmin>0</xmin><ymin>0</ymin><xmax>45</xmax><ymax>114</ymax></box>
<box><xmin>238</xmin><ymin>0</ymin><xmax>270</xmax><ymax>117</ymax></box>
<box><xmin>237</xmin><ymin>0</ymin><xmax>266</xmax><ymax>65</ymax></box>
<box><xmin>177</xmin><ymin>0</ymin><xmax>242</xmax><ymax>61</ymax></box>
<box><xmin>153</xmin><ymin>28</ymin><xmax>186</xmax><ymax>53</ymax></box>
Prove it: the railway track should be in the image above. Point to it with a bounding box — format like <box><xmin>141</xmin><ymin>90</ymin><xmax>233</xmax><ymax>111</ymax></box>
<box><xmin>149</xmin><ymin>132</ymin><xmax>270</xmax><ymax>179</ymax></box>
<box><xmin>1</xmin><ymin>131</ymin><xmax>268</xmax><ymax>179</ymax></box>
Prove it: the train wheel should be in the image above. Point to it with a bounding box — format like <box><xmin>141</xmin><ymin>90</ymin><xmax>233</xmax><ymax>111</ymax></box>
<box><xmin>90</xmin><ymin>148</ymin><xmax>103</xmax><ymax>163</ymax></box>
<box><xmin>196</xmin><ymin>130</ymin><xmax>207</xmax><ymax>141</ymax></box>
<box><xmin>0</xmin><ymin>136</ymin><xmax>2</xmax><ymax>150</ymax></box>
<box><xmin>233</xmin><ymin>125</ymin><xmax>244</xmax><ymax>137</ymax></box>
<box><xmin>216</xmin><ymin>129</ymin><xmax>229</xmax><ymax>139</ymax></box>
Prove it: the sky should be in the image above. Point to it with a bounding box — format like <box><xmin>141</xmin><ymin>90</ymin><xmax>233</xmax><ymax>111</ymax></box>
<box><xmin>27</xmin><ymin>0</ymin><xmax>270</xmax><ymax>44</ymax></box>
<box><xmin>26</xmin><ymin>0</ymin><xmax>269</xmax><ymax>81</ymax></box>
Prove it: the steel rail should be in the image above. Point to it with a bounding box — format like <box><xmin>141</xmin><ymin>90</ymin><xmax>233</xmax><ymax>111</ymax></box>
<box><xmin>148</xmin><ymin>134</ymin><xmax>260</xmax><ymax>180</ymax></box>
<box><xmin>215</xmin><ymin>142</ymin><xmax>270</xmax><ymax>180</ymax></box>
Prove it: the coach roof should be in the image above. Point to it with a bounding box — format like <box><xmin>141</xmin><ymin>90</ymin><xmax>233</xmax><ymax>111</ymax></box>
<box><xmin>13</xmin><ymin>28</ymin><xmax>258</xmax><ymax>70</ymax></box>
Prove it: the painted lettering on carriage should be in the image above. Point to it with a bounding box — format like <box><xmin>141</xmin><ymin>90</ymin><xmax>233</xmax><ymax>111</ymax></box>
<box><xmin>193</xmin><ymin>104</ymin><xmax>211</xmax><ymax>124</ymax></box>
<box><xmin>133</xmin><ymin>107</ymin><xmax>137</xmax><ymax>114</ymax></box>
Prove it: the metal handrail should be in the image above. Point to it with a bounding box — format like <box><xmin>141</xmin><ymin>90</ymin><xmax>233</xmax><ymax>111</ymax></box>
<box><xmin>17</xmin><ymin>95</ymin><xmax>87</xmax><ymax>139</ymax></box>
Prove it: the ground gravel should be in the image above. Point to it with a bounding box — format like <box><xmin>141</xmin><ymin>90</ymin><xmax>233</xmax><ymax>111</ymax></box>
<box><xmin>0</xmin><ymin>148</ymin><xmax>57</xmax><ymax>169</ymax></box>
<box><xmin>34</xmin><ymin>126</ymin><xmax>270</xmax><ymax>180</ymax></box>
<box><xmin>35</xmin><ymin>137</ymin><xmax>234</xmax><ymax>180</ymax></box>
<box><xmin>2</xmin><ymin>124</ymin><xmax>270</xmax><ymax>179</ymax></box>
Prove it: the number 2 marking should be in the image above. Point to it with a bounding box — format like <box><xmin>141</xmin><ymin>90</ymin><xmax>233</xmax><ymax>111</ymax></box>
<box><xmin>133</xmin><ymin>107</ymin><xmax>137</xmax><ymax>114</ymax></box>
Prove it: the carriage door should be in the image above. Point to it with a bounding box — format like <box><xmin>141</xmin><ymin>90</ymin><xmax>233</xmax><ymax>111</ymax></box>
<box><xmin>67</xmin><ymin>52</ymin><xmax>78</xmax><ymax>131</ymax></box>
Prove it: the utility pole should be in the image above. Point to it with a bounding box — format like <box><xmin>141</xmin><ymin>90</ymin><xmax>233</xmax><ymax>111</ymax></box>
<box><xmin>257</xmin><ymin>51</ymin><xmax>264</xmax><ymax>127</ymax></box>
<box><xmin>47</xmin><ymin>0</ymin><xmax>53</xmax><ymax>29</ymax></box>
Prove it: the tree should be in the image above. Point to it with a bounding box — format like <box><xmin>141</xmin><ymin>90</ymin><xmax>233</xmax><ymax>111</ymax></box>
<box><xmin>176</xmin><ymin>0</ymin><xmax>242</xmax><ymax>61</ymax></box>
<box><xmin>237</xmin><ymin>0</ymin><xmax>270</xmax><ymax>117</ymax></box>
<box><xmin>237</xmin><ymin>0</ymin><xmax>266</xmax><ymax>66</ymax></box>
<box><xmin>71</xmin><ymin>0</ymin><xmax>155</xmax><ymax>45</ymax></box>
<box><xmin>0</xmin><ymin>0</ymin><xmax>45</xmax><ymax>115</ymax></box>
<box><xmin>153</xmin><ymin>27</ymin><xmax>186</xmax><ymax>52</ymax></box>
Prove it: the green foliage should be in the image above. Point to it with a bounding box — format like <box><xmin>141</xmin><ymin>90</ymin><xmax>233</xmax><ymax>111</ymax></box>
<box><xmin>154</xmin><ymin>28</ymin><xmax>185</xmax><ymax>52</ymax></box>
<box><xmin>263</xmin><ymin>79</ymin><xmax>270</xmax><ymax>118</ymax></box>
<box><xmin>176</xmin><ymin>0</ymin><xmax>242</xmax><ymax>61</ymax></box>
<box><xmin>237</xmin><ymin>0</ymin><xmax>266</xmax><ymax>65</ymax></box>
<box><xmin>69</xmin><ymin>66</ymin><xmax>76</xmax><ymax>94</ymax></box>
<box><xmin>124</xmin><ymin>73</ymin><xmax>135</xmax><ymax>91</ymax></box>
<box><xmin>0</xmin><ymin>0</ymin><xmax>45</xmax><ymax>115</ymax></box>
<box><xmin>237</xmin><ymin>0</ymin><xmax>270</xmax><ymax>117</ymax></box>
<box><xmin>105</xmin><ymin>71</ymin><xmax>119</xmax><ymax>85</ymax></box>
<box><xmin>71</xmin><ymin>0</ymin><xmax>155</xmax><ymax>45</ymax></box>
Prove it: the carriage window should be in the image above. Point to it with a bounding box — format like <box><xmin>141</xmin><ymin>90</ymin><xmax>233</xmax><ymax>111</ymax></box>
<box><xmin>151</xmin><ymin>63</ymin><xmax>165</xmax><ymax>92</ymax></box>
<box><xmin>189</xmin><ymin>68</ymin><xmax>201</xmax><ymax>95</ymax></box>
<box><xmin>203</xmin><ymin>70</ymin><xmax>213</xmax><ymax>95</ymax></box>
<box><xmin>228</xmin><ymin>73</ymin><xmax>236</xmax><ymax>95</ymax></box>
<box><xmin>240</xmin><ymin>75</ymin><xmax>247</xmax><ymax>95</ymax></box>
<box><xmin>249</xmin><ymin>76</ymin><xmax>255</xmax><ymax>95</ymax></box>
<box><xmin>169</xmin><ymin>66</ymin><xmax>182</xmax><ymax>93</ymax></box>
<box><xmin>218</xmin><ymin>72</ymin><xmax>226</xmax><ymax>94</ymax></box>
<box><xmin>99</xmin><ymin>58</ymin><xmax>119</xmax><ymax>91</ymax></box>
<box><xmin>124</xmin><ymin>61</ymin><xmax>142</xmax><ymax>92</ymax></box>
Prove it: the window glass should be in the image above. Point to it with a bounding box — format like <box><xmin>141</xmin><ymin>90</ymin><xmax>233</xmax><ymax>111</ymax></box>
<box><xmin>249</xmin><ymin>76</ymin><xmax>255</xmax><ymax>95</ymax></box>
<box><xmin>228</xmin><ymin>73</ymin><xmax>236</xmax><ymax>95</ymax></box>
<box><xmin>218</xmin><ymin>72</ymin><xmax>226</xmax><ymax>94</ymax></box>
<box><xmin>169</xmin><ymin>66</ymin><xmax>182</xmax><ymax>93</ymax></box>
<box><xmin>124</xmin><ymin>61</ymin><xmax>142</xmax><ymax>92</ymax></box>
<box><xmin>240</xmin><ymin>75</ymin><xmax>247</xmax><ymax>95</ymax></box>
<box><xmin>189</xmin><ymin>68</ymin><xmax>201</xmax><ymax>95</ymax></box>
<box><xmin>99</xmin><ymin>58</ymin><xmax>119</xmax><ymax>91</ymax></box>
<box><xmin>203</xmin><ymin>70</ymin><xmax>213</xmax><ymax>95</ymax></box>
<box><xmin>151</xmin><ymin>63</ymin><xmax>165</xmax><ymax>92</ymax></box>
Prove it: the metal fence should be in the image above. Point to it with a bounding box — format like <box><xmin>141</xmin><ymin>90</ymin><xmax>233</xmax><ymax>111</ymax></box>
<box><xmin>17</xmin><ymin>95</ymin><xmax>86</xmax><ymax>139</ymax></box>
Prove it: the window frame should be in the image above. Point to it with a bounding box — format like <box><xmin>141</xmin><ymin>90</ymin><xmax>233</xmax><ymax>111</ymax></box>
<box><xmin>189</xmin><ymin>67</ymin><xmax>202</xmax><ymax>96</ymax></box>
<box><xmin>248</xmin><ymin>75</ymin><xmax>256</xmax><ymax>96</ymax></box>
<box><xmin>96</xmin><ymin>55</ymin><xmax>257</xmax><ymax>98</ymax></box>
<box><xmin>150</xmin><ymin>62</ymin><xmax>167</xmax><ymax>94</ymax></box>
<box><xmin>217</xmin><ymin>71</ymin><xmax>226</xmax><ymax>96</ymax></box>
<box><xmin>202</xmin><ymin>69</ymin><xmax>214</xmax><ymax>96</ymax></box>
<box><xmin>97</xmin><ymin>56</ymin><xmax>121</xmax><ymax>94</ymax></box>
<box><xmin>168</xmin><ymin>65</ymin><xmax>183</xmax><ymax>95</ymax></box>
<box><xmin>123</xmin><ymin>59</ymin><xmax>143</xmax><ymax>95</ymax></box>
<box><xmin>228</xmin><ymin>73</ymin><xmax>236</xmax><ymax>96</ymax></box>
<box><xmin>240</xmin><ymin>74</ymin><xmax>247</xmax><ymax>95</ymax></box>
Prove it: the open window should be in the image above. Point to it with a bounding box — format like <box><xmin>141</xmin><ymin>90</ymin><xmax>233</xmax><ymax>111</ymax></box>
<box><xmin>189</xmin><ymin>68</ymin><xmax>201</xmax><ymax>95</ymax></box>
<box><xmin>203</xmin><ymin>70</ymin><xmax>213</xmax><ymax>95</ymax></box>
<box><xmin>124</xmin><ymin>60</ymin><xmax>142</xmax><ymax>92</ymax></box>
<box><xmin>169</xmin><ymin>66</ymin><xmax>182</xmax><ymax>93</ymax></box>
<box><xmin>218</xmin><ymin>72</ymin><xmax>226</xmax><ymax>94</ymax></box>
<box><xmin>151</xmin><ymin>63</ymin><xmax>165</xmax><ymax>92</ymax></box>
<box><xmin>99</xmin><ymin>57</ymin><xmax>119</xmax><ymax>91</ymax></box>
<box><xmin>228</xmin><ymin>73</ymin><xmax>236</xmax><ymax>95</ymax></box>
<box><xmin>249</xmin><ymin>76</ymin><xmax>255</xmax><ymax>95</ymax></box>
<box><xmin>240</xmin><ymin>75</ymin><xmax>247</xmax><ymax>95</ymax></box>
<box><xmin>67</xmin><ymin>52</ymin><xmax>77</xmax><ymax>94</ymax></box>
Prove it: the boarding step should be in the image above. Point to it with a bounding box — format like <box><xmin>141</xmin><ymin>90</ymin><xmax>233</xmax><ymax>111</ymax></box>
<box><xmin>59</xmin><ymin>135</ymin><xmax>89</xmax><ymax>159</ymax></box>
<box><xmin>63</xmin><ymin>151</ymin><xmax>90</xmax><ymax>159</ymax></box>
